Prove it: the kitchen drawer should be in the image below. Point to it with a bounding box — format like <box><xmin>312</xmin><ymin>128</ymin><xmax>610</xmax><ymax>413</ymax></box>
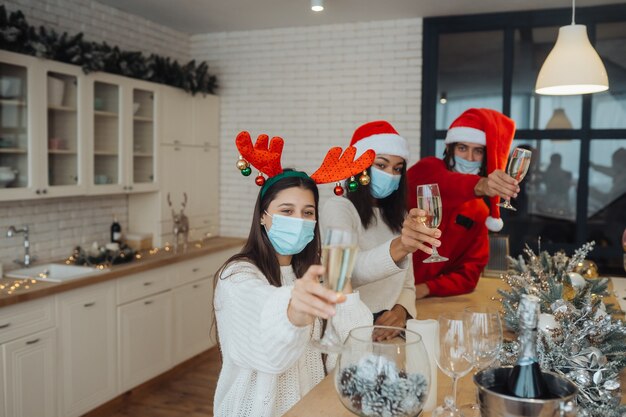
<box><xmin>117</xmin><ymin>266</ymin><xmax>174</xmax><ymax>305</ymax></box>
<box><xmin>0</xmin><ymin>297</ymin><xmax>55</xmax><ymax>344</ymax></box>
<box><xmin>172</xmin><ymin>249</ymin><xmax>239</xmax><ymax>288</ymax></box>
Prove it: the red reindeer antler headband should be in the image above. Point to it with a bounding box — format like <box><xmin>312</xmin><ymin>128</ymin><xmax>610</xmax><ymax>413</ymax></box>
<box><xmin>235</xmin><ymin>131</ymin><xmax>375</xmax><ymax>196</ymax></box>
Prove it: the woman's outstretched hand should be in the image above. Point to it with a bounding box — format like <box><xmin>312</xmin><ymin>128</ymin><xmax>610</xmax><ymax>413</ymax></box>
<box><xmin>287</xmin><ymin>265</ymin><xmax>346</xmax><ymax>327</ymax></box>
<box><xmin>391</xmin><ymin>208</ymin><xmax>441</xmax><ymax>261</ymax></box>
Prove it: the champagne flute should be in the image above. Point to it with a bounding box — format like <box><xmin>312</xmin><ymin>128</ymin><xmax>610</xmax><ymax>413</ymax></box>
<box><xmin>417</xmin><ymin>183</ymin><xmax>448</xmax><ymax>263</ymax></box>
<box><xmin>460</xmin><ymin>306</ymin><xmax>503</xmax><ymax>417</ymax></box>
<box><xmin>310</xmin><ymin>227</ymin><xmax>358</xmax><ymax>353</ymax></box>
<box><xmin>498</xmin><ymin>147</ymin><xmax>532</xmax><ymax>211</ymax></box>
<box><xmin>432</xmin><ymin>312</ymin><xmax>473</xmax><ymax>417</ymax></box>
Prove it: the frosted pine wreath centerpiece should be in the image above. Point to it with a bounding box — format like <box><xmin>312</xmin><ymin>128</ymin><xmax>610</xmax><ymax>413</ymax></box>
<box><xmin>497</xmin><ymin>241</ymin><xmax>626</xmax><ymax>417</ymax></box>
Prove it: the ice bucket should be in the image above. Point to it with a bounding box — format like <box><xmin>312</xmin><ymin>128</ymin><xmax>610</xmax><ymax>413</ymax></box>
<box><xmin>473</xmin><ymin>367</ymin><xmax>577</xmax><ymax>417</ymax></box>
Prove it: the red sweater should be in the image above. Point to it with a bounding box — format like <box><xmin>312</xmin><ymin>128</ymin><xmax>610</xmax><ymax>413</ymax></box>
<box><xmin>406</xmin><ymin>157</ymin><xmax>489</xmax><ymax>297</ymax></box>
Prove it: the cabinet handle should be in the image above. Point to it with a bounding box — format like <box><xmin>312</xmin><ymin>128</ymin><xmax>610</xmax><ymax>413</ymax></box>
<box><xmin>192</xmin><ymin>268</ymin><xmax>199</xmax><ymax>272</ymax></box>
<box><xmin>42</xmin><ymin>189</ymin><xmax>47</xmax><ymax>194</ymax></box>
<box><xmin>36</xmin><ymin>189</ymin><xmax>41</xmax><ymax>195</ymax></box>
<box><xmin>144</xmin><ymin>300</ymin><xmax>153</xmax><ymax>305</ymax></box>
<box><xmin>129</xmin><ymin>186</ymin><xmax>133</xmax><ymax>190</ymax></box>
<box><xmin>0</xmin><ymin>323</ymin><xmax>10</xmax><ymax>329</ymax></box>
<box><xmin>84</xmin><ymin>302</ymin><xmax>96</xmax><ymax>307</ymax></box>
<box><xmin>26</xmin><ymin>338</ymin><xmax>40</xmax><ymax>345</ymax></box>
<box><xmin>174</xmin><ymin>147</ymin><xmax>180</xmax><ymax>151</ymax></box>
<box><xmin>174</xmin><ymin>140</ymin><xmax>180</xmax><ymax>145</ymax></box>
<box><xmin>143</xmin><ymin>282</ymin><xmax>152</xmax><ymax>286</ymax></box>
<box><xmin>193</xmin><ymin>284</ymin><xmax>201</xmax><ymax>289</ymax></box>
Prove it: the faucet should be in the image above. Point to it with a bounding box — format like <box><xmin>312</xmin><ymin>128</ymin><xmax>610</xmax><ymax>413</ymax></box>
<box><xmin>7</xmin><ymin>225</ymin><xmax>36</xmax><ymax>267</ymax></box>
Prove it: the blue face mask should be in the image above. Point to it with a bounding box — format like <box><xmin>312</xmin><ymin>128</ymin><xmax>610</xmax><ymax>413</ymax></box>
<box><xmin>453</xmin><ymin>156</ymin><xmax>482</xmax><ymax>175</ymax></box>
<box><xmin>264</xmin><ymin>212</ymin><xmax>316</xmax><ymax>256</ymax></box>
<box><xmin>370</xmin><ymin>167</ymin><xmax>401</xmax><ymax>199</ymax></box>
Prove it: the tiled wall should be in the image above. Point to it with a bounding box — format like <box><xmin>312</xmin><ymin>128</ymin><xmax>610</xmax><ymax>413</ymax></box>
<box><xmin>191</xmin><ymin>19</ymin><xmax>423</xmax><ymax>237</ymax></box>
<box><xmin>0</xmin><ymin>1</ymin><xmax>189</xmax><ymax>268</ymax></box>
<box><xmin>5</xmin><ymin>0</ymin><xmax>190</xmax><ymax>62</ymax></box>
<box><xmin>0</xmin><ymin>196</ymin><xmax>127</xmax><ymax>267</ymax></box>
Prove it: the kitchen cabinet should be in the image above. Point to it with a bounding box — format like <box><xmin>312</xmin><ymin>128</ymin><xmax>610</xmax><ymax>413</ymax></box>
<box><xmin>0</xmin><ymin>50</ymin><xmax>161</xmax><ymax>202</ymax></box>
<box><xmin>172</xmin><ymin>277</ymin><xmax>214</xmax><ymax>363</ymax></box>
<box><xmin>56</xmin><ymin>282</ymin><xmax>117</xmax><ymax>417</ymax></box>
<box><xmin>118</xmin><ymin>290</ymin><xmax>172</xmax><ymax>392</ymax></box>
<box><xmin>0</xmin><ymin>350</ymin><xmax>4</xmax><ymax>417</ymax></box>
<box><xmin>2</xmin><ymin>328</ymin><xmax>57</xmax><ymax>417</ymax></box>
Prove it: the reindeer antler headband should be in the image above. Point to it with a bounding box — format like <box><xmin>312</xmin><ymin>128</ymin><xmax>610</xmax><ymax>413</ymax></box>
<box><xmin>235</xmin><ymin>131</ymin><xmax>375</xmax><ymax>197</ymax></box>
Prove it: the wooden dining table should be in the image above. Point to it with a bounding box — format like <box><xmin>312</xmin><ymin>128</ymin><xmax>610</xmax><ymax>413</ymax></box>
<box><xmin>284</xmin><ymin>276</ymin><xmax>626</xmax><ymax>417</ymax></box>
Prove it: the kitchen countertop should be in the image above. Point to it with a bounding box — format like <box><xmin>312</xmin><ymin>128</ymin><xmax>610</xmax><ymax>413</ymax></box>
<box><xmin>0</xmin><ymin>236</ymin><xmax>245</xmax><ymax>308</ymax></box>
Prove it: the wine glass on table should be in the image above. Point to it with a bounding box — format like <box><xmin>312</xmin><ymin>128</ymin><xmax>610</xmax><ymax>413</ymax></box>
<box><xmin>432</xmin><ymin>312</ymin><xmax>473</xmax><ymax>417</ymax></box>
<box><xmin>459</xmin><ymin>306</ymin><xmax>503</xmax><ymax>417</ymax></box>
<box><xmin>416</xmin><ymin>183</ymin><xmax>448</xmax><ymax>263</ymax></box>
<box><xmin>498</xmin><ymin>147</ymin><xmax>532</xmax><ymax>211</ymax></box>
<box><xmin>310</xmin><ymin>227</ymin><xmax>358</xmax><ymax>353</ymax></box>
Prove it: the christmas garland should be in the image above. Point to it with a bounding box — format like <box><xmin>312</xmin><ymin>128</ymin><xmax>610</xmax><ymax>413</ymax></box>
<box><xmin>0</xmin><ymin>6</ymin><xmax>217</xmax><ymax>95</ymax></box>
<box><xmin>498</xmin><ymin>241</ymin><xmax>626</xmax><ymax>417</ymax></box>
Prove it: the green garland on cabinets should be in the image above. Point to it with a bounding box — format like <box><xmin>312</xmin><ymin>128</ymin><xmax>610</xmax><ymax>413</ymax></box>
<box><xmin>0</xmin><ymin>5</ymin><xmax>217</xmax><ymax>95</ymax></box>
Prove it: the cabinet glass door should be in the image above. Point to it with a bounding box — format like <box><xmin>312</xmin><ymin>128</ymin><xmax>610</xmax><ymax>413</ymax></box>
<box><xmin>47</xmin><ymin>72</ymin><xmax>79</xmax><ymax>187</ymax></box>
<box><xmin>132</xmin><ymin>89</ymin><xmax>155</xmax><ymax>185</ymax></box>
<box><xmin>93</xmin><ymin>81</ymin><xmax>120</xmax><ymax>186</ymax></box>
<box><xmin>0</xmin><ymin>62</ymin><xmax>28</xmax><ymax>190</ymax></box>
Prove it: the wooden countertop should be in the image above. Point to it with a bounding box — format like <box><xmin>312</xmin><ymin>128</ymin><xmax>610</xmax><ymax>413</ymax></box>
<box><xmin>284</xmin><ymin>277</ymin><xmax>626</xmax><ymax>417</ymax></box>
<box><xmin>0</xmin><ymin>236</ymin><xmax>245</xmax><ymax>308</ymax></box>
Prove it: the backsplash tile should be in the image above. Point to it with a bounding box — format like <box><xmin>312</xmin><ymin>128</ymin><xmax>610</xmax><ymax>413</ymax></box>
<box><xmin>0</xmin><ymin>196</ymin><xmax>128</xmax><ymax>269</ymax></box>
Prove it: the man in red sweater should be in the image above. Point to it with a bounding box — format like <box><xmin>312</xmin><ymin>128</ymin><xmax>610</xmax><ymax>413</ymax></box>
<box><xmin>407</xmin><ymin>108</ymin><xmax>518</xmax><ymax>298</ymax></box>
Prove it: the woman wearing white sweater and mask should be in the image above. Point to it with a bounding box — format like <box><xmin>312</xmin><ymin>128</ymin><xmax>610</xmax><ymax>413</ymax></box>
<box><xmin>320</xmin><ymin>121</ymin><xmax>441</xmax><ymax>341</ymax></box>
<box><xmin>214</xmin><ymin>132</ymin><xmax>372</xmax><ymax>417</ymax></box>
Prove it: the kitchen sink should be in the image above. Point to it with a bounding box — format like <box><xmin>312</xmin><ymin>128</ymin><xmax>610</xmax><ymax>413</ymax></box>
<box><xmin>5</xmin><ymin>263</ymin><xmax>100</xmax><ymax>282</ymax></box>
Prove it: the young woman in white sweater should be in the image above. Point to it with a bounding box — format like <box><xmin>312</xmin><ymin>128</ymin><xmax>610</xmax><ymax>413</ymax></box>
<box><xmin>214</xmin><ymin>171</ymin><xmax>372</xmax><ymax>417</ymax></box>
<box><xmin>320</xmin><ymin>121</ymin><xmax>441</xmax><ymax>341</ymax></box>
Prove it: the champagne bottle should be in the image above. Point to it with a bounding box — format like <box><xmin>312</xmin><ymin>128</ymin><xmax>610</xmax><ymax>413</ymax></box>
<box><xmin>111</xmin><ymin>216</ymin><xmax>122</xmax><ymax>243</ymax></box>
<box><xmin>507</xmin><ymin>294</ymin><xmax>549</xmax><ymax>399</ymax></box>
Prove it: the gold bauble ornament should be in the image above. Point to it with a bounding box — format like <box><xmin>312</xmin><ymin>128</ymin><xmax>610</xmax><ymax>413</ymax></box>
<box><xmin>574</xmin><ymin>260</ymin><xmax>599</xmax><ymax>279</ymax></box>
<box><xmin>236</xmin><ymin>158</ymin><xmax>249</xmax><ymax>170</ymax></box>
<box><xmin>562</xmin><ymin>282</ymin><xmax>576</xmax><ymax>301</ymax></box>
<box><xmin>359</xmin><ymin>171</ymin><xmax>370</xmax><ymax>186</ymax></box>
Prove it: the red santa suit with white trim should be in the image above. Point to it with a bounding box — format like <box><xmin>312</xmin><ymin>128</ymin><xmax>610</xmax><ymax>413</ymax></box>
<box><xmin>407</xmin><ymin>108</ymin><xmax>515</xmax><ymax>297</ymax></box>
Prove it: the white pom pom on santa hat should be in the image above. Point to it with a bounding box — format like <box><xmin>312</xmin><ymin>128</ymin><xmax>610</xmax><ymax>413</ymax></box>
<box><xmin>485</xmin><ymin>216</ymin><xmax>504</xmax><ymax>232</ymax></box>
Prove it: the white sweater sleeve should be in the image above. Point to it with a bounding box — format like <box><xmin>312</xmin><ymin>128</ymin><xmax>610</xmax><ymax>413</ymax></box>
<box><xmin>320</xmin><ymin>197</ymin><xmax>407</xmax><ymax>286</ymax></box>
<box><xmin>215</xmin><ymin>263</ymin><xmax>311</xmax><ymax>374</ymax></box>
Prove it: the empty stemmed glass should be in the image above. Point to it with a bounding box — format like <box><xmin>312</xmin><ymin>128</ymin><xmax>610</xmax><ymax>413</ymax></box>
<box><xmin>432</xmin><ymin>312</ymin><xmax>473</xmax><ymax>417</ymax></box>
<box><xmin>498</xmin><ymin>147</ymin><xmax>532</xmax><ymax>211</ymax></box>
<box><xmin>459</xmin><ymin>306</ymin><xmax>503</xmax><ymax>417</ymax></box>
<box><xmin>310</xmin><ymin>227</ymin><xmax>358</xmax><ymax>353</ymax></box>
<box><xmin>416</xmin><ymin>183</ymin><xmax>448</xmax><ymax>263</ymax></box>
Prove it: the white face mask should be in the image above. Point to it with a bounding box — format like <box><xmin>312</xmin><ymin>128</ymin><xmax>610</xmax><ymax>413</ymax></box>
<box><xmin>453</xmin><ymin>156</ymin><xmax>482</xmax><ymax>175</ymax></box>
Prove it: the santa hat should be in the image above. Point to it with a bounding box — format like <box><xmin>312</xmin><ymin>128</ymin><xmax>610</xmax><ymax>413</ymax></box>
<box><xmin>445</xmin><ymin>108</ymin><xmax>515</xmax><ymax>232</ymax></box>
<box><xmin>350</xmin><ymin>120</ymin><xmax>410</xmax><ymax>162</ymax></box>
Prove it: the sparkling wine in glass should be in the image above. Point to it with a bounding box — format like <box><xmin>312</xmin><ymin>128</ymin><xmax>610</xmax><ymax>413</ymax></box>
<box><xmin>498</xmin><ymin>147</ymin><xmax>532</xmax><ymax>211</ymax></box>
<box><xmin>432</xmin><ymin>312</ymin><xmax>473</xmax><ymax>417</ymax></box>
<box><xmin>310</xmin><ymin>227</ymin><xmax>358</xmax><ymax>353</ymax></box>
<box><xmin>417</xmin><ymin>183</ymin><xmax>448</xmax><ymax>263</ymax></box>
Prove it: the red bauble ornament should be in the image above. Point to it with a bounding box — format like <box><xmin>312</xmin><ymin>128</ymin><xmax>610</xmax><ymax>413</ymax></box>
<box><xmin>255</xmin><ymin>174</ymin><xmax>266</xmax><ymax>186</ymax></box>
<box><xmin>334</xmin><ymin>185</ymin><xmax>344</xmax><ymax>196</ymax></box>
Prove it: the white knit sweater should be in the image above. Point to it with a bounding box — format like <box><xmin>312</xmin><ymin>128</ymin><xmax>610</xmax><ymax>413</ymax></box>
<box><xmin>213</xmin><ymin>261</ymin><xmax>372</xmax><ymax>417</ymax></box>
<box><xmin>320</xmin><ymin>196</ymin><xmax>417</xmax><ymax>318</ymax></box>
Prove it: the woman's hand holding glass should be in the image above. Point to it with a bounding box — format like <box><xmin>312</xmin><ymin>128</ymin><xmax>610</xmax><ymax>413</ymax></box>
<box><xmin>391</xmin><ymin>208</ymin><xmax>442</xmax><ymax>262</ymax></box>
<box><xmin>287</xmin><ymin>265</ymin><xmax>346</xmax><ymax>328</ymax></box>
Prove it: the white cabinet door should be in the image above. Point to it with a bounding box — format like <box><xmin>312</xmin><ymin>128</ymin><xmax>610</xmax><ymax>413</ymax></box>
<box><xmin>0</xmin><ymin>351</ymin><xmax>5</xmax><ymax>417</ymax></box>
<box><xmin>172</xmin><ymin>278</ymin><xmax>215</xmax><ymax>363</ymax></box>
<box><xmin>161</xmin><ymin>86</ymin><xmax>191</xmax><ymax>145</ymax></box>
<box><xmin>188</xmin><ymin>144</ymin><xmax>218</xmax><ymax>219</ymax></box>
<box><xmin>191</xmin><ymin>94</ymin><xmax>219</xmax><ymax>147</ymax></box>
<box><xmin>3</xmin><ymin>328</ymin><xmax>56</xmax><ymax>417</ymax></box>
<box><xmin>118</xmin><ymin>291</ymin><xmax>172</xmax><ymax>392</ymax></box>
<box><xmin>57</xmin><ymin>282</ymin><xmax>117</xmax><ymax>417</ymax></box>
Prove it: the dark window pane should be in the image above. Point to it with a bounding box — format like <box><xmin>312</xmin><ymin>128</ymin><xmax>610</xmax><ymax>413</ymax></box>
<box><xmin>511</xmin><ymin>27</ymin><xmax>582</xmax><ymax>130</ymax></box>
<box><xmin>591</xmin><ymin>23</ymin><xmax>626</xmax><ymax>129</ymax></box>
<box><xmin>436</xmin><ymin>31</ymin><xmax>503</xmax><ymax>130</ymax></box>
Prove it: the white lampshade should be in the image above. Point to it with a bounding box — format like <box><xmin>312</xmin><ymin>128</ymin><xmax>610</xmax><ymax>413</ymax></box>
<box><xmin>311</xmin><ymin>0</ymin><xmax>324</xmax><ymax>12</ymax></box>
<box><xmin>535</xmin><ymin>25</ymin><xmax>609</xmax><ymax>95</ymax></box>
<box><xmin>546</xmin><ymin>108</ymin><xmax>573</xmax><ymax>129</ymax></box>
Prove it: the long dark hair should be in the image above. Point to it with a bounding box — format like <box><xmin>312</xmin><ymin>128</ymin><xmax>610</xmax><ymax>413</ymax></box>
<box><xmin>443</xmin><ymin>143</ymin><xmax>487</xmax><ymax>176</ymax></box>
<box><xmin>346</xmin><ymin>165</ymin><xmax>407</xmax><ymax>234</ymax></box>
<box><xmin>216</xmin><ymin>172</ymin><xmax>321</xmax><ymax>287</ymax></box>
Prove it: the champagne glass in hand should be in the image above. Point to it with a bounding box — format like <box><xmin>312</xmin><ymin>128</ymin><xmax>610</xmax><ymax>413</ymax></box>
<box><xmin>498</xmin><ymin>147</ymin><xmax>532</xmax><ymax>211</ymax></box>
<box><xmin>417</xmin><ymin>184</ymin><xmax>448</xmax><ymax>263</ymax></box>
<box><xmin>310</xmin><ymin>227</ymin><xmax>358</xmax><ymax>353</ymax></box>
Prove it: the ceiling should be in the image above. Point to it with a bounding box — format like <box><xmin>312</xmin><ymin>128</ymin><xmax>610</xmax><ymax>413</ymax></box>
<box><xmin>95</xmin><ymin>0</ymin><xmax>626</xmax><ymax>35</ymax></box>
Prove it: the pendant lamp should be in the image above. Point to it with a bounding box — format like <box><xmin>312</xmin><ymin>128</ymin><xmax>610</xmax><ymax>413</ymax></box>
<box><xmin>311</xmin><ymin>0</ymin><xmax>324</xmax><ymax>12</ymax></box>
<box><xmin>535</xmin><ymin>0</ymin><xmax>609</xmax><ymax>95</ymax></box>
<box><xmin>546</xmin><ymin>108</ymin><xmax>573</xmax><ymax>129</ymax></box>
